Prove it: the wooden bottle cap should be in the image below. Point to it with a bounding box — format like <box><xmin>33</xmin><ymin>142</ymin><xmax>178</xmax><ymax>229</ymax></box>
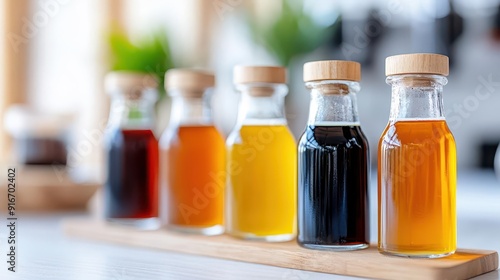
<box><xmin>233</xmin><ymin>66</ymin><xmax>287</xmax><ymax>84</ymax></box>
<box><xmin>105</xmin><ymin>71</ymin><xmax>158</xmax><ymax>93</ymax></box>
<box><xmin>385</xmin><ymin>53</ymin><xmax>449</xmax><ymax>76</ymax></box>
<box><xmin>303</xmin><ymin>60</ymin><xmax>361</xmax><ymax>82</ymax></box>
<box><xmin>165</xmin><ymin>69</ymin><xmax>215</xmax><ymax>97</ymax></box>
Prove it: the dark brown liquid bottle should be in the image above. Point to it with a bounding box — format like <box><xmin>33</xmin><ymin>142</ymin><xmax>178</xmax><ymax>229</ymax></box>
<box><xmin>103</xmin><ymin>72</ymin><xmax>160</xmax><ymax>229</ymax></box>
<box><xmin>298</xmin><ymin>60</ymin><xmax>369</xmax><ymax>251</ymax></box>
<box><xmin>106</xmin><ymin>129</ymin><xmax>158</xmax><ymax>219</ymax></box>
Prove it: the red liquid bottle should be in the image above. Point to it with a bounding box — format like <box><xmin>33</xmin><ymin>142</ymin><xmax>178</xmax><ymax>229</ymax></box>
<box><xmin>103</xmin><ymin>72</ymin><xmax>160</xmax><ymax>229</ymax></box>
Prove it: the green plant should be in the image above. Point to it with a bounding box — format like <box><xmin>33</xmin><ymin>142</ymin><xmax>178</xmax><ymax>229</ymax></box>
<box><xmin>249</xmin><ymin>1</ymin><xmax>338</xmax><ymax>67</ymax></box>
<box><xmin>108</xmin><ymin>29</ymin><xmax>174</xmax><ymax>99</ymax></box>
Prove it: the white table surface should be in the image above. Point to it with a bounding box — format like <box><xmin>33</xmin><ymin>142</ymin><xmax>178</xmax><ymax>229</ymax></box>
<box><xmin>0</xmin><ymin>170</ymin><xmax>499</xmax><ymax>280</ymax></box>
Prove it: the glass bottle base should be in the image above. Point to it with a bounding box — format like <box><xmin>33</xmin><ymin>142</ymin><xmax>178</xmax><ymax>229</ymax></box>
<box><xmin>379</xmin><ymin>249</ymin><xmax>455</xmax><ymax>259</ymax></box>
<box><xmin>229</xmin><ymin>230</ymin><xmax>295</xmax><ymax>242</ymax></box>
<box><xmin>107</xmin><ymin>217</ymin><xmax>160</xmax><ymax>230</ymax></box>
<box><xmin>300</xmin><ymin>242</ymin><xmax>369</xmax><ymax>251</ymax></box>
<box><xmin>168</xmin><ymin>224</ymin><xmax>224</xmax><ymax>236</ymax></box>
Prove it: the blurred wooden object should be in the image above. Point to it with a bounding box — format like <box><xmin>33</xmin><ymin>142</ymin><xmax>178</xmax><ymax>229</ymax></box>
<box><xmin>191</xmin><ymin>0</ymin><xmax>214</xmax><ymax>67</ymax></box>
<box><xmin>108</xmin><ymin>0</ymin><xmax>126</xmax><ymax>31</ymax></box>
<box><xmin>88</xmin><ymin>188</ymin><xmax>104</xmax><ymax>219</ymax></box>
<box><xmin>0</xmin><ymin>0</ymin><xmax>30</xmax><ymax>162</ymax></box>
<box><xmin>0</xmin><ymin>166</ymin><xmax>99</xmax><ymax>211</ymax></box>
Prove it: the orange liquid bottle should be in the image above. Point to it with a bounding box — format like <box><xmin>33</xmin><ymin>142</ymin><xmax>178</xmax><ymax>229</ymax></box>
<box><xmin>160</xmin><ymin>69</ymin><xmax>225</xmax><ymax>235</ymax></box>
<box><xmin>378</xmin><ymin>54</ymin><xmax>457</xmax><ymax>258</ymax></box>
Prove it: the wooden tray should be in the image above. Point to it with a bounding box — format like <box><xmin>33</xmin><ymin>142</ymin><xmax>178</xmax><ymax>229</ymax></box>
<box><xmin>63</xmin><ymin>219</ymin><xmax>498</xmax><ymax>280</ymax></box>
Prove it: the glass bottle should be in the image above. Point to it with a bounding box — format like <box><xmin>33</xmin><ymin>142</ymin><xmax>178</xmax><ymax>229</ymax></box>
<box><xmin>227</xmin><ymin>66</ymin><xmax>296</xmax><ymax>241</ymax></box>
<box><xmin>298</xmin><ymin>60</ymin><xmax>370</xmax><ymax>251</ymax></box>
<box><xmin>104</xmin><ymin>71</ymin><xmax>159</xmax><ymax>229</ymax></box>
<box><xmin>160</xmin><ymin>69</ymin><xmax>225</xmax><ymax>235</ymax></box>
<box><xmin>379</xmin><ymin>53</ymin><xmax>457</xmax><ymax>258</ymax></box>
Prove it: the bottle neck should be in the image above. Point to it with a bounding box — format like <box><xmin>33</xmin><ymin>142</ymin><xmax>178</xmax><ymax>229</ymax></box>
<box><xmin>306</xmin><ymin>80</ymin><xmax>360</xmax><ymax>126</ymax></box>
<box><xmin>236</xmin><ymin>83</ymin><xmax>288</xmax><ymax>126</ymax></box>
<box><xmin>387</xmin><ymin>75</ymin><xmax>447</xmax><ymax>121</ymax></box>
<box><xmin>108</xmin><ymin>89</ymin><xmax>157</xmax><ymax>130</ymax></box>
<box><xmin>168</xmin><ymin>89</ymin><xmax>213</xmax><ymax>126</ymax></box>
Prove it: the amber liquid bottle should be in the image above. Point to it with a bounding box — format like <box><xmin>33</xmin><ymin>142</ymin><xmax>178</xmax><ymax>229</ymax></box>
<box><xmin>379</xmin><ymin>54</ymin><xmax>457</xmax><ymax>258</ymax></box>
<box><xmin>104</xmin><ymin>72</ymin><xmax>159</xmax><ymax>229</ymax></box>
<box><xmin>298</xmin><ymin>60</ymin><xmax>369</xmax><ymax>251</ymax></box>
<box><xmin>160</xmin><ymin>69</ymin><xmax>225</xmax><ymax>235</ymax></box>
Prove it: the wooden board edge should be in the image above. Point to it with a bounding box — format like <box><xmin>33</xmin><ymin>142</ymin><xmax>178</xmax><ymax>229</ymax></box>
<box><xmin>448</xmin><ymin>251</ymin><xmax>499</xmax><ymax>280</ymax></box>
<box><xmin>61</xmin><ymin>219</ymin><xmax>499</xmax><ymax>280</ymax></box>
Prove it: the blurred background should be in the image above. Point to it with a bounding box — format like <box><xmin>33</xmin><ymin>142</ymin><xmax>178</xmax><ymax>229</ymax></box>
<box><xmin>0</xmin><ymin>0</ymin><xmax>500</xmax><ymax>210</ymax></box>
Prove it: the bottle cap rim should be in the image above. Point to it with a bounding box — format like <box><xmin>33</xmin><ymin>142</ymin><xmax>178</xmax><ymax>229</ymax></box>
<box><xmin>233</xmin><ymin>65</ymin><xmax>287</xmax><ymax>84</ymax></box>
<box><xmin>385</xmin><ymin>53</ymin><xmax>449</xmax><ymax>76</ymax></box>
<box><xmin>165</xmin><ymin>68</ymin><xmax>215</xmax><ymax>94</ymax></box>
<box><xmin>303</xmin><ymin>60</ymin><xmax>361</xmax><ymax>82</ymax></box>
<box><xmin>105</xmin><ymin>71</ymin><xmax>158</xmax><ymax>93</ymax></box>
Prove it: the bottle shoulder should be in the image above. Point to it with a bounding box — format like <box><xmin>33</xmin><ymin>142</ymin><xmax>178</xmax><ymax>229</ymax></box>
<box><xmin>299</xmin><ymin>125</ymin><xmax>368</xmax><ymax>149</ymax></box>
<box><xmin>379</xmin><ymin>119</ymin><xmax>455</xmax><ymax>147</ymax></box>
<box><xmin>160</xmin><ymin>125</ymin><xmax>224</xmax><ymax>148</ymax></box>
<box><xmin>227</xmin><ymin>124</ymin><xmax>295</xmax><ymax>146</ymax></box>
<box><xmin>105</xmin><ymin>128</ymin><xmax>158</xmax><ymax>150</ymax></box>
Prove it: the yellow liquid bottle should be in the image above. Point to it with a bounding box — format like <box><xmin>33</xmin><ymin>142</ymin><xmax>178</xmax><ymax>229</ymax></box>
<box><xmin>378</xmin><ymin>54</ymin><xmax>457</xmax><ymax>258</ymax></box>
<box><xmin>227</xmin><ymin>66</ymin><xmax>297</xmax><ymax>241</ymax></box>
<box><xmin>227</xmin><ymin>125</ymin><xmax>296</xmax><ymax>239</ymax></box>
